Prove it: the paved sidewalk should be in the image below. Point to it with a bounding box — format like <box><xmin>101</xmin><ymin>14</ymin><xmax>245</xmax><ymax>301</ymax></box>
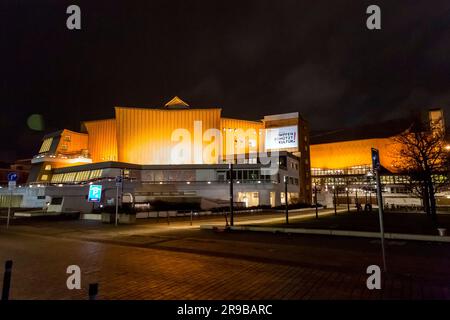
<box><xmin>1</xmin><ymin>232</ymin><xmax>449</xmax><ymax>300</ymax></box>
<box><xmin>1</xmin><ymin>209</ymin><xmax>450</xmax><ymax>299</ymax></box>
<box><xmin>262</xmin><ymin>211</ymin><xmax>450</xmax><ymax>236</ymax></box>
<box><xmin>0</xmin><ymin>208</ymin><xmax>341</xmax><ymax>242</ymax></box>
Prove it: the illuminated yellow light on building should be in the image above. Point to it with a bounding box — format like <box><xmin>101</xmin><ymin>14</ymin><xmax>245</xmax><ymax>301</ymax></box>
<box><xmin>39</xmin><ymin>138</ymin><xmax>53</xmax><ymax>153</ymax></box>
<box><xmin>310</xmin><ymin>137</ymin><xmax>401</xmax><ymax>171</ymax></box>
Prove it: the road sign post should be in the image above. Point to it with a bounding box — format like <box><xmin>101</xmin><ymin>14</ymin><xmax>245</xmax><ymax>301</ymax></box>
<box><xmin>6</xmin><ymin>173</ymin><xmax>17</xmax><ymax>229</ymax></box>
<box><xmin>372</xmin><ymin>148</ymin><xmax>387</xmax><ymax>272</ymax></box>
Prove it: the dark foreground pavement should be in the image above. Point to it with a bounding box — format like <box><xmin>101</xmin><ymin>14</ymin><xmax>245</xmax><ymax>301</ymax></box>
<box><xmin>0</xmin><ymin>215</ymin><xmax>450</xmax><ymax>300</ymax></box>
<box><xmin>262</xmin><ymin>211</ymin><xmax>450</xmax><ymax>236</ymax></box>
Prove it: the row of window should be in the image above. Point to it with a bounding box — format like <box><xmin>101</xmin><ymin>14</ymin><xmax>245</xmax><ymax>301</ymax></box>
<box><xmin>312</xmin><ymin>174</ymin><xmax>415</xmax><ymax>187</ymax></box>
<box><xmin>219</xmin><ymin>169</ymin><xmax>273</xmax><ymax>181</ymax></box>
<box><xmin>49</xmin><ymin>169</ymin><xmax>103</xmax><ymax>183</ymax></box>
<box><xmin>39</xmin><ymin>138</ymin><xmax>53</xmax><ymax>154</ymax></box>
<box><xmin>289</xmin><ymin>162</ymin><xmax>299</xmax><ymax>170</ymax></box>
<box><xmin>311</xmin><ymin>165</ymin><xmax>371</xmax><ymax>176</ymax></box>
<box><xmin>38</xmin><ymin>134</ymin><xmax>72</xmax><ymax>155</ymax></box>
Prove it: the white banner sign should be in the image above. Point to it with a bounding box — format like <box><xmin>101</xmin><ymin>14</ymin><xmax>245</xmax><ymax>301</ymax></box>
<box><xmin>265</xmin><ymin>125</ymin><xmax>298</xmax><ymax>150</ymax></box>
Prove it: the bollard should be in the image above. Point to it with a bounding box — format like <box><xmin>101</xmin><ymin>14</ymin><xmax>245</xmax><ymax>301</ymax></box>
<box><xmin>88</xmin><ymin>283</ymin><xmax>99</xmax><ymax>300</ymax></box>
<box><xmin>2</xmin><ymin>260</ymin><xmax>13</xmax><ymax>301</ymax></box>
<box><xmin>190</xmin><ymin>211</ymin><xmax>193</xmax><ymax>226</ymax></box>
<box><xmin>167</xmin><ymin>211</ymin><xmax>170</xmax><ymax>225</ymax></box>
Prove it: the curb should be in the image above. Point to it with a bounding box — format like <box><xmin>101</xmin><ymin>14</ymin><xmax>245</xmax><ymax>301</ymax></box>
<box><xmin>200</xmin><ymin>225</ymin><xmax>450</xmax><ymax>243</ymax></box>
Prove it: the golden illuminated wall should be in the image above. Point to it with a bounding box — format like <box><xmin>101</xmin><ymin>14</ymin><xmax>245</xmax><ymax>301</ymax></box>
<box><xmin>83</xmin><ymin>119</ymin><xmax>118</xmax><ymax>162</ymax></box>
<box><xmin>115</xmin><ymin>107</ymin><xmax>221</xmax><ymax>164</ymax></box>
<box><xmin>56</xmin><ymin>129</ymin><xmax>88</xmax><ymax>154</ymax></box>
<box><xmin>310</xmin><ymin>137</ymin><xmax>399</xmax><ymax>170</ymax></box>
<box><xmin>220</xmin><ymin>118</ymin><xmax>264</xmax><ymax>156</ymax></box>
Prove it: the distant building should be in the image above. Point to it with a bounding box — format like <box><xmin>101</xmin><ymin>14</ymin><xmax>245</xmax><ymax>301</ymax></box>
<box><xmin>0</xmin><ymin>159</ymin><xmax>30</xmax><ymax>185</ymax></box>
<box><xmin>309</xmin><ymin>108</ymin><xmax>448</xmax><ymax>207</ymax></box>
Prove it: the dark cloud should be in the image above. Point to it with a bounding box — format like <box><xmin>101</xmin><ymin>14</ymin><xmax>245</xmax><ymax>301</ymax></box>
<box><xmin>1</xmin><ymin>0</ymin><xmax>450</xmax><ymax>161</ymax></box>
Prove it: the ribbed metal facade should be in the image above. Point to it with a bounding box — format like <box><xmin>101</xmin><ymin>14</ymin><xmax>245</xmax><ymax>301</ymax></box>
<box><xmin>83</xmin><ymin>119</ymin><xmax>118</xmax><ymax>162</ymax></box>
<box><xmin>115</xmin><ymin>107</ymin><xmax>222</xmax><ymax>165</ymax></box>
<box><xmin>310</xmin><ymin>137</ymin><xmax>398</xmax><ymax>169</ymax></box>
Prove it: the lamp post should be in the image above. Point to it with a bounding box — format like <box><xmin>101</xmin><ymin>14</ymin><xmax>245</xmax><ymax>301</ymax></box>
<box><xmin>314</xmin><ymin>183</ymin><xmax>318</xmax><ymax>219</ymax></box>
<box><xmin>346</xmin><ymin>187</ymin><xmax>350</xmax><ymax>213</ymax></box>
<box><xmin>229</xmin><ymin>163</ymin><xmax>234</xmax><ymax>227</ymax></box>
<box><xmin>284</xmin><ymin>176</ymin><xmax>289</xmax><ymax>224</ymax></box>
<box><xmin>366</xmin><ymin>171</ymin><xmax>373</xmax><ymax>211</ymax></box>
<box><xmin>332</xmin><ymin>185</ymin><xmax>337</xmax><ymax>215</ymax></box>
<box><xmin>115</xmin><ymin>184</ymin><xmax>119</xmax><ymax>226</ymax></box>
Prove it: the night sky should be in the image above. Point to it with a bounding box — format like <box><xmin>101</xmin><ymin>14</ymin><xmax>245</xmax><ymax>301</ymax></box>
<box><xmin>1</xmin><ymin>0</ymin><xmax>450</xmax><ymax>162</ymax></box>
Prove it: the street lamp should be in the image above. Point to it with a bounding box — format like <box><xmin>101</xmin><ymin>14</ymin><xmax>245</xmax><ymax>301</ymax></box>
<box><xmin>284</xmin><ymin>176</ymin><xmax>289</xmax><ymax>224</ymax></box>
<box><xmin>345</xmin><ymin>187</ymin><xmax>350</xmax><ymax>213</ymax></box>
<box><xmin>313</xmin><ymin>183</ymin><xmax>318</xmax><ymax>219</ymax></box>
<box><xmin>366</xmin><ymin>171</ymin><xmax>374</xmax><ymax>211</ymax></box>
<box><xmin>354</xmin><ymin>188</ymin><xmax>359</xmax><ymax>211</ymax></box>
<box><xmin>229</xmin><ymin>163</ymin><xmax>234</xmax><ymax>226</ymax></box>
<box><xmin>332</xmin><ymin>185</ymin><xmax>337</xmax><ymax>215</ymax></box>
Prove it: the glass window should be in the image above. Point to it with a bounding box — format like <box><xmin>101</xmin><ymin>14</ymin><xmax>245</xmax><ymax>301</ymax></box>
<box><xmin>39</xmin><ymin>138</ymin><xmax>53</xmax><ymax>153</ymax></box>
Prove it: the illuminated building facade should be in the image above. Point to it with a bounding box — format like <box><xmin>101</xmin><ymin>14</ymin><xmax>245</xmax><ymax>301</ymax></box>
<box><xmin>23</xmin><ymin>97</ymin><xmax>311</xmax><ymax>214</ymax></box>
<box><xmin>310</xmin><ymin>108</ymin><xmax>447</xmax><ymax>207</ymax></box>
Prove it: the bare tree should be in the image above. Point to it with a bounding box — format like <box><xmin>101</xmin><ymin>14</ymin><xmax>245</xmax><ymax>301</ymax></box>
<box><xmin>392</xmin><ymin>117</ymin><xmax>449</xmax><ymax>222</ymax></box>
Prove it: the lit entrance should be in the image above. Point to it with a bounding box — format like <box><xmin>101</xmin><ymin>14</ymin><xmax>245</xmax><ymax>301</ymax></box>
<box><xmin>237</xmin><ymin>192</ymin><xmax>259</xmax><ymax>207</ymax></box>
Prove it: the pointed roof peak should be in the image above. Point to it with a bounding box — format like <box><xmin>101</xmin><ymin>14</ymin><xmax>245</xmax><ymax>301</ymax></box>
<box><xmin>164</xmin><ymin>96</ymin><xmax>190</xmax><ymax>108</ymax></box>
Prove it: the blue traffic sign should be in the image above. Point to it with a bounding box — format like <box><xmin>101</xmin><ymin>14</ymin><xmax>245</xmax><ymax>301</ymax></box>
<box><xmin>371</xmin><ymin>148</ymin><xmax>380</xmax><ymax>171</ymax></box>
<box><xmin>7</xmin><ymin>172</ymin><xmax>17</xmax><ymax>182</ymax></box>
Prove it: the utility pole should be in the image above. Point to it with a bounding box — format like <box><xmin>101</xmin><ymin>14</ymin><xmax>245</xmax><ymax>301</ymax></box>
<box><xmin>229</xmin><ymin>163</ymin><xmax>234</xmax><ymax>226</ymax></box>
